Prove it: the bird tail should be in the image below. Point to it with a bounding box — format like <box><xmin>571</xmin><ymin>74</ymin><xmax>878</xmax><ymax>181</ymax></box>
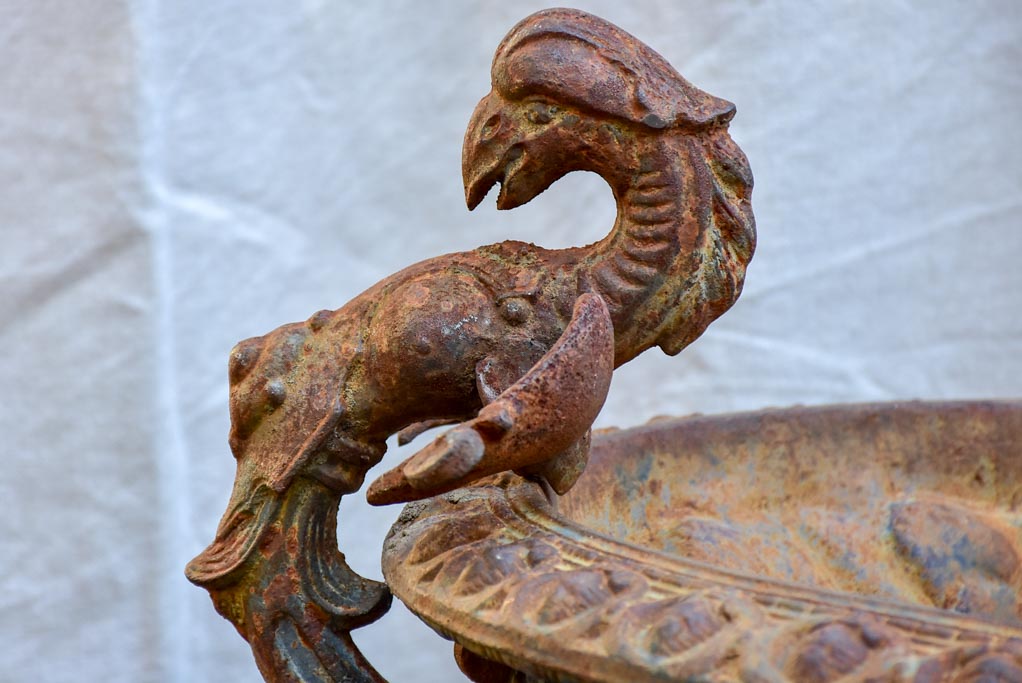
<box><xmin>187</xmin><ymin>476</ymin><xmax>391</xmax><ymax>682</ymax></box>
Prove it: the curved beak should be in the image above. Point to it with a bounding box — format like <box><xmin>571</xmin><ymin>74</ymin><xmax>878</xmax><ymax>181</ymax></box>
<box><xmin>462</xmin><ymin>91</ymin><xmax>526</xmax><ymax>211</ymax></box>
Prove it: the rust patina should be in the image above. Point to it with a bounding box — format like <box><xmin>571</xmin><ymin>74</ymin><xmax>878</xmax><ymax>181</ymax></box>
<box><xmin>385</xmin><ymin>402</ymin><xmax>1022</xmax><ymax>682</ymax></box>
<box><xmin>190</xmin><ymin>8</ymin><xmax>1021</xmax><ymax>683</ymax></box>
<box><xmin>187</xmin><ymin>8</ymin><xmax>753</xmax><ymax>682</ymax></box>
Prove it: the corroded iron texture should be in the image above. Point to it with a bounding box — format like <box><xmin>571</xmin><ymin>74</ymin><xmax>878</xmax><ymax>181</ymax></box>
<box><xmin>383</xmin><ymin>402</ymin><xmax>1022</xmax><ymax>683</ymax></box>
<box><xmin>187</xmin><ymin>7</ymin><xmax>754</xmax><ymax>681</ymax></box>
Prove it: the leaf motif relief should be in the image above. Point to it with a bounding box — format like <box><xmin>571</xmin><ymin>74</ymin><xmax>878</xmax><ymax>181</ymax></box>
<box><xmin>515</xmin><ymin>570</ymin><xmax>614</xmax><ymax>628</ymax></box>
<box><xmin>783</xmin><ymin>617</ymin><xmax>902</xmax><ymax>683</ymax></box>
<box><xmin>442</xmin><ymin>543</ymin><xmax>530</xmax><ymax>598</ymax></box>
<box><xmin>895</xmin><ymin>639</ymin><xmax>1022</xmax><ymax>683</ymax></box>
<box><xmin>402</xmin><ymin>507</ymin><xmax>503</xmax><ymax>566</ymax></box>
<box><xmin>606</xmin><ymin>589</ymin><xmax>761</xmax><ymax>679</ymax></box>
<box><xmin>890</xmin><ymin>498</ymin><xmax>1022</xmax><ymax>626</ymax></box>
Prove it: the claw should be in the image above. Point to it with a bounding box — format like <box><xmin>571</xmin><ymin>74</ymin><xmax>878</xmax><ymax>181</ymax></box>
<box><xmin>366</xmin><ymin>293</ymin><xmax>614</xmax><ymax>505</ymax></box>
<box><xmin>396</xmin><ymin>418</ymin><xmax>461</xmax><ymax>446</ymax></box>
<box><xmin>402</xmin><ymin>427</ymin><xmax>485</xmax><ymax>489</ymax></box>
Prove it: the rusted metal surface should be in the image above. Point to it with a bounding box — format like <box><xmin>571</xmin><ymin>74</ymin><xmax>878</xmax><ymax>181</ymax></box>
<box><xmin>383</xmin><ymin>401</ymin><xmax>1022</xmax><ymax>683</ymax></box>
<box><xmin>366</xmin><ymin>292</ymin><xmax>613</xmax><ymax>505</ymax></box>
<box><xmin>186</xmin><ymin>7</ymin><xmax>754</xmax><ymax>681</ymax></box>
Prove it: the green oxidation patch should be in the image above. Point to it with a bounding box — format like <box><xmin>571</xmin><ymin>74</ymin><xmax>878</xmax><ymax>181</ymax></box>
<box><xmin>613</xmin><ymin>450</ymin><xmax>654</xmax><ymax>499</ymax></box>
<box><xmin>890</xmin><ymin>498</ymin><xmax>1022</xmax><ymax>626</ymax></box>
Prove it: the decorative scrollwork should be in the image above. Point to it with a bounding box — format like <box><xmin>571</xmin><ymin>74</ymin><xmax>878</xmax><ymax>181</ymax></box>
<box><xmin>383</xmin><ymin>458</ymin><xmax>1022</xmax><ymax>683</ymax></box>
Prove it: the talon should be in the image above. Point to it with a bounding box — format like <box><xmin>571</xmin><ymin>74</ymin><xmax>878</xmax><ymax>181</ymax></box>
<box><xmin>475</xmin><ymin>405</ymin><xmax>514</xmax><ymax>435</ymax></box>
<box><xmin>403</xmin><ymin>427</ymin><xmax>485</xmax><ymax>489</ymax></box>
<box><xmin>367</xmin><ymin>293</ymin><xmax>614</xmax><ymax>506</ymax></box>
<box><xmin>396</xmin><ymin>418</ymin><xmax>460</xmax><ymax>446</ymax></box>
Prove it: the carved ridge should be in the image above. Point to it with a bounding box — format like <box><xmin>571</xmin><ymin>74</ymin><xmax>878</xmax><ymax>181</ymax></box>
<box><xmin>383</xmin><ymin>458</ymin><xmax>1022</xmax><ymax>683</ymax></box>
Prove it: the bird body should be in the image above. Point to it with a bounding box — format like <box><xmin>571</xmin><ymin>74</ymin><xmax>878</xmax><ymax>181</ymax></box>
<box><xmin>187</xmin><ymin>9</ymin><xmax>755</xmax><ymax>682</ymax></box>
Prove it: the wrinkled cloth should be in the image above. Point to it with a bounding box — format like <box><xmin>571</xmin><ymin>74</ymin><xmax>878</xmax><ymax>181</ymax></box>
<box><xmin>1</xmin><ymin>1</ymin><xmax>1019</xmax><ymax>681</ymax></box>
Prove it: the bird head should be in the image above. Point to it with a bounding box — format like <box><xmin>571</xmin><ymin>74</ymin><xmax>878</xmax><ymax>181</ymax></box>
<box><xmin>463</xmin><ymin>8</ymin><xmax>736</xmax><ymax>211</ymax></box>
<box><xmin>463</xmin><ymin>90</ymin><xmax>595</xmax><ymax>211</ymax></box>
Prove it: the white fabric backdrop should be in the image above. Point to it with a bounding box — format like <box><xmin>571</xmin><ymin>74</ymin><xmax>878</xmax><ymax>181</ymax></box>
<box><xmin>2</xmin><ymin>1</ymin><xmax>1019</xmax><ymax>681</ymax></box>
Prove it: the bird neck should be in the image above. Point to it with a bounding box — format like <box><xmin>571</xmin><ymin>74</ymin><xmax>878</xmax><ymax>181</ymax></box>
<box><xmin>585</xmin><ymin>133</ymin><xmax>703</xmax><ymax>364</ymax></box>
